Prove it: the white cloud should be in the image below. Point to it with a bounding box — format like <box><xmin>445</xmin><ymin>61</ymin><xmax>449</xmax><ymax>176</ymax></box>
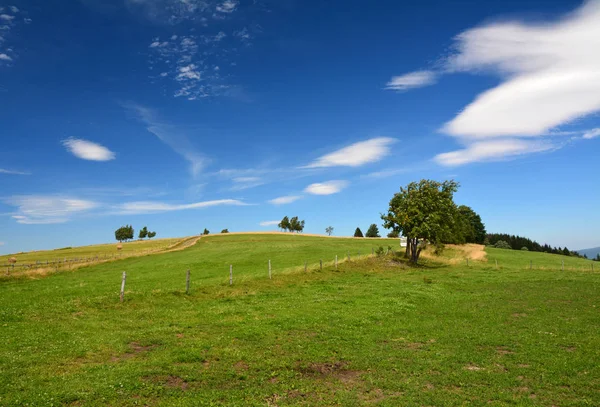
<box><xmin>582</xmin><ymin>128</ymin><xmax>600</xmax><ymax>139</ymax></box>
<box><xmin>303</xmin><ymin>137</ymin><xmax>396</xmax><ymax>168</ymax></box>
<box><xmin>434</xmin><ymin>139</ymin><xmax>555</xmax><ymax>166</ymax></box>
<box><xmin>385</xmin><ymin>70</ymin><xmax>437</xmax><ymax>91</ymax></box>
<box><xmin>0</xmin><ymin>53</ymin><xmax>11</xmax><ymax>61</ymax></box>
<box><xmin>117</xmin><ymin>199</ymin><xmax>247</xmax><ymax>214</ymax></box>
<box><xmin>0</xmin><ymin>14</ymin><xmax>14</xmax><ymax>21</ymax></box>
<box><xmin>9</xmin><ymin>6</ymin><xmax>18</xmax><ymax>13</ymax></box>
<box><xmin>216</xmin><ymin>0</ymin><xmax>238</xmax><ymax>13</ymax></box>
<box><xmin>62</xmin><ymin>138</ymin><xmax>116</xmax><ymax>161</ymax></box>
<box><xmin>268</xmin><ymin>195</ymin><xmax>302</xmax><ymax>205</ymax></box>
<box><xmin>259</xmin><ymin>220</ymin><xmax>280</xmax><ymax>227</ymax></box>
<box><xmin>389</xmin><ymin>2</ymin><xmax>600</xmax><ymax>165</ymax></box>
<box><xmin>0</xmin><ymin>168</ymin><xmax>30</xmax><ymax>175</ymax></box>
<box><xmin>5</xmin><ymin>196</ymin><xmax>98</xmax><ymax>224</ymax></box>
<box><xmin>304</xmin><ymin>180</ymin><xmax>348</xmax><ymax>195</ymax></box>
<box><xmin>443</xmin><ymin>1</ymin><xmax>600</xmax><ymax>138</ymax></box>
<box><xmin>125</xmin><ymin>103</ymin><xmax>207</xmax><ymax>176</ymax></box>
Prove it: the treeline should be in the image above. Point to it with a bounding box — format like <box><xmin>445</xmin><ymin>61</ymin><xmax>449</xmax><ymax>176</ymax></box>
<box><xmin>486</xmin><ymin>233</ymin><xmax>584</xmax><ymax>258</ymax></box>
<box><xmin>278</xmin><ymin>216</ymin><xmax>305</xmax><ymax>233</ymax></box>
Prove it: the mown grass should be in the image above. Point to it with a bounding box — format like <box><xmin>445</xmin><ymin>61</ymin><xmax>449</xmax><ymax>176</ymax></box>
<box><xmin>1</xmin><ymin>234</ymin><xmax>598</xmax><ymax>406</ymax></box>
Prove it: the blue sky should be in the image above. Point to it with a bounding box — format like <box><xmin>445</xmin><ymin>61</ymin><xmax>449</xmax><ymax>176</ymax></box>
<box><xmin>1</xmin><ymin>0</ymin><xmax>599</xmax><ymax>254</ymax></box>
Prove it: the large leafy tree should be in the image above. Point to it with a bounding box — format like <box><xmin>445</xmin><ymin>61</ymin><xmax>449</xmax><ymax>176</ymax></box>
<box><xmin>365</xmin><ymin>224</ymin><xmax>380</xmax><ymax>238</ymax></box>
<box><xmin>382</xmin><ymin>179</ymin><xmax>459</xmax><ymax>263</ymax></box>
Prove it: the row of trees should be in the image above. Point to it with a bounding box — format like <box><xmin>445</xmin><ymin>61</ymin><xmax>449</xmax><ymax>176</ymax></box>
<box><xmin>353</xmin><ymin>224</ymin><xmax>381</xmax><ymax>238</ymax></box>
<box><xmin>382</xmin><ymin>179</ymin><xmax>486</xmax><ymax>263</ymax></box>
<box><xmin>138</xmin><ymin>226</ymin><xmax>156</xmax><ymax>239</ymax></box>
<box><xmin>278</xmin><ymin>216</ymin><xmax>305</xmax><ymax>233</ymax></box>
<box><xmin>486</xmin><ymin>233</ymin><xmax>584</xmax><ymax>258</ymax></box>
<box><xmin>115</xmin><ymin>225</ymin><xmax>157</xmax><ymax>242</ymax></box>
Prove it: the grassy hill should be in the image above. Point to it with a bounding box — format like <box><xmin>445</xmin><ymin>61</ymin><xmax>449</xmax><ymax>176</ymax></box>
<box><xmin>1</xmin><ymin>234</ymin><xmax>598</xmax><ymax>406</ymax></box>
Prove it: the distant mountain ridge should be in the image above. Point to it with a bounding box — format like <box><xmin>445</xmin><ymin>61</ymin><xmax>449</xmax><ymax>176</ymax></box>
<box><xmin>577</xmin><ymin>247</ymin><xmax>600</xmax><ymax>259</ymax></box>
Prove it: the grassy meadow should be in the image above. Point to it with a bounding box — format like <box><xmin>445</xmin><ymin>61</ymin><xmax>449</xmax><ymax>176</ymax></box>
<box><xmin>1</xmin><ymin>234</ymin><xmax>599</xmax><ymax>406</ymax></box>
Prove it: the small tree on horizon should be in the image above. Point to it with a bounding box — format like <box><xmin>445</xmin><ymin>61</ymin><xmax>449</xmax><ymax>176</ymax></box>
<box><xmin>221</xmin><ymin>229</ymin><xmax>229</xmax><ymax>233</ymax></box>
<box><xmin>354</xmin><ymin>227</ymin><xmax>364</xmax><ymax>238</ymax></box>
<box><xmin>325</xmin><ymin>226</ymin><xmax>334</xmax><ymax>236</ymax></box>
<box><xmin>138</xmin><ymin>226</ymin><xmax>148</xmax><ymax>239</ymax></box>
<box><xmin>365</xmin><ymin>224</ymin><xmax>380</xmax><ymax>238</ymax></box>
<box><xmin>278</xmin><ymin>216</ymin><xmax>291</xmax><ymax>232</ymax></box>
<box><xmin>203</xmin><ymin>228</ymin><xmax>210</xmax><ymax>235</ymax></box>
<box><xmin>115</xmin><ymin>225</ymin><xmax>134</xmax><ymax>242</ymax></box>
<box><xmin>147</xmin><ymin>231</ymin><xmax>156</xmax><ymax>239</ymax></box>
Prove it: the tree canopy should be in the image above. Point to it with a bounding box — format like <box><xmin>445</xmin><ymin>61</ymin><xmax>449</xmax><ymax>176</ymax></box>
<box><xmin>221</xmin><ymin>229</ymin><xmax>229</xmax><ymax>233</ymax></box>
<box><xmin>203</xmin><ymin>228</ymin><xmax>210</xmax><ymax>235</ymax></box>
<box><xmin>325</xmin><ymin>226</ymin><xmax>334</xmax><ymax>236</ymax></box>
<box><xmin>115</xmin><ymin>225</ymin><xmax>134</xmax><ymax>242</ymax></box>
<box><xmin>354</xmin><ymin>227</ymin><xmax>364</xmax><ymax>238</ymax></box>
<box><xmin>365</xmin><ymin>224</ymin><xmax>380</xmax><ymax>238</ymax></box>
<box><xmin>382</xmin><ymin>179</ymin><xmax>459</xmax><ymax>263</ymax></box>
<box><xmin>138</xmin><ymin>226</ymin><xmax>148</xmax><ymax>239</ymax></box>
<box><xmin>278</xmin><ymin>216</ymin><xmax>305</xmax><ymax>233</ymax></box>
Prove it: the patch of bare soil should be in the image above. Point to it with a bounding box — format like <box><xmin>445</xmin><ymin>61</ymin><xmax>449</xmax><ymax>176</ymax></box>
<box><xmin>144</xmin><ymin>375</ymin><xmax>189</xmax><ymax>390</ymax></box>
<box><xmin>111</xmin><ymin>342</ymin><xmax>157</xmax><ymax>362</ymax></box>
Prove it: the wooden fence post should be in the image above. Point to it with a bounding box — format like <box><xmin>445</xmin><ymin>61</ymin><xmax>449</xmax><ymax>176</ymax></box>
<box><xmin>186</xmin><ymin>269</ymin><xmax>191</xmax><ymax>294</ymax></box>
<box><xmin>530</xmin><ymin>260</ymin><xmax>532</xmax><ymax>270</ymax></box>
<box><xmin>304</xmin><ymin>260</ymin><xmax>307</xmax><ymax>273</ymax></box>
<box><xmin>466</xmin><ymin>258</ymin><xmax>469</xmax><ymax>266</ymax></box>
<box><xmin>561</xmin><ymin>260</ymin><xmax>564</xmax><ymax>271</ymax></box>
<box><xmin>335</xmin><ymin>255</ymin><xmax>338</xmax><ymax>270</ymax></box>
<box><xmin>268</xmin><ymin>260</ymin><xmax>272</xmax><ymax>280</ymax></box>
<box><xmin>320</xmin><ymin>259</ymin><xmax>323</xmax><ymax>271</ymax></box>
<box><xmin>120</xmin><ymin>272</ymin><xmax>126</xmax><ymax>302</ymax></box>
<box><xmin>347</xmin><ymin>251</ymin><xmax>350</xmax><ymax>261</ymax></box>
<box><xmin>229</xmin><ymin>265</ymin><xmax>233</xmax><ymax>285</ymax></box>
<box><xmin>495</xmin><ymin>259</ymin><xmax>498</xmax><ymax>269</ymax></box>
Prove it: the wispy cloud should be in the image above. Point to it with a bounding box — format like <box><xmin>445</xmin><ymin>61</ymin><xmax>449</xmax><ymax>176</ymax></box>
<box><xmin>0</xmin><ymin>168</ymin><xmax>30</xmax><ymax>175</ymax></box>
<box><xmin>304</xmin><ymin>180</ymin><xmax>348</xmax><ymax>195</ymax></box>
<box><xmin>62</xmin><ymin>138</ymin><xmax>116</xmax><ymax>161</ymax></box>
<box><xmin>4</xmin><ymin>195</ymin><xmax>98</xmax><ymax>224</ymax></box>
<box><xmin>583</xmin><ymin>128</ymin><xmax>600</xmax><ymax>140</ymax></box>
<box><xmin>259</xmin><ymin>220</ymin><xmax>280</xmax><ymax>227</ymax></box>
<box><xmin>116</xmin><ymin>199</ymin><xmax>248</xmax><ymax>215</ymax></box>
<box><xmin>124</xmin><ymin>103</ymin><xmax>207</xmax><ymax>176</ymax></box>
<box><xmin>268</xmin><ymin>195</ymin><xmax>302</xmax><ymax>205</ymax></box>
<box><xmin>385</xmin><ymin>71</ymin><xmax>437</xmax><ymax>91</ymax></box>
<box><xmin>434</xmin><ymin>139</ymin><xmax>556</xmax><ymax>167</ymax></box>
<box><xmin>389</xmin><ymin>1</ymin><xmax>600</xmax><ymax>165</ymax></box>
<box><xmin>303</xmin><ymin>137</ymin><xmax>396</xmax><ymax>168</ymax></box>
<box><xmin>231</xmin><ymin>176</ymin><xmax>265</xmax><ymax>191</ymax></box>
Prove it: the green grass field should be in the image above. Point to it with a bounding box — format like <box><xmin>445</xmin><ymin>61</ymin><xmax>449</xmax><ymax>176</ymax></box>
<box><xmin>1</xmin><ymin>234</ymin><xmax>599</xmax><ymax>406</ymax></box>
